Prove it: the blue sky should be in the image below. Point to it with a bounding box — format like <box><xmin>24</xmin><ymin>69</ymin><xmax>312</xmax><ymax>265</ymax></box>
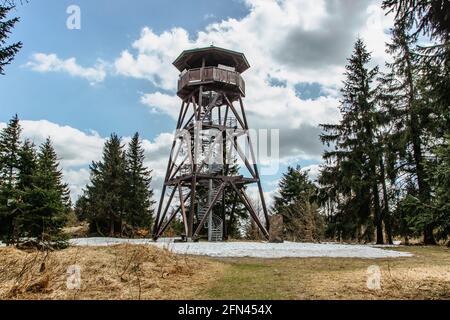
<box><xmin>0</xmin><ymin>0</ymin><xmax>248</xmax><ymax>137</ymax></box>
<box><xmin>0</xmin><ymin>0</ymin><xmax>393</xmax><ymax>202</ymax></box>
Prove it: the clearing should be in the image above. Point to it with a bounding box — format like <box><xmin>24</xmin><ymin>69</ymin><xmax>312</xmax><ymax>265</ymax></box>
<box><xmin>0</xmin><ymin>243</ymin><xmax>448</xmax><ymax>300</ymax></box>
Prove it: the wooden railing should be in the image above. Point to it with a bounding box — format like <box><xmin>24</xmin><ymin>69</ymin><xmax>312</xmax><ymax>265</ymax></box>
<box><xmin>178</xmin><ymin>67</ymin><xmax>245</xmax><ymax>96</ymax></box>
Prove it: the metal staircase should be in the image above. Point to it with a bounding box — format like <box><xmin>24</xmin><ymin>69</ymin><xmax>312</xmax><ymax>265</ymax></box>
<box><xmin>210</xmin><ymin>215</ymin><xmax>224</xmax><ymax>242</ymax></box>
<box><xmin>197</xmin><ymin>176</ymin><xmax>224</xmax><ymax>242</ymax></box>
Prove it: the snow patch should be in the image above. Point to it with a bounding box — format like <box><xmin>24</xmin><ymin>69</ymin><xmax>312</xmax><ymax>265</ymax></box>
<box><xmin>68</xmin><ymin>238</ymin><xmax>413</xmax><ymax>259</ymax></box>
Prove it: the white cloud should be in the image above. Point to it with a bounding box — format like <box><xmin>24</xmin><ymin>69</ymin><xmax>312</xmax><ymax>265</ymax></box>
<box><xmin>0</xmin><ymin>119</ymin><xmax>174</xmax><ymax>202</ymax></box>
<box><xmin>25</xmin><ymin>53</ymin><xmax>107</xmax><ymax>85</ymax></box>
<box><xmin>140</xmin><ymin>92</ymin><xmax>180</xmax><ymax>119</ymax></box>
<box><xmin>114</xmin><ymin>27</ymin><xmax>190</xmax><ymax>91</ymax></box>
<box><xmin>20</xmin><ymin>120</ymin><xmax>105</xmax><ymax>168</ymax></box>
<box><xmin>302</xmin><ymin>164</ymin><xmax>321</xmax><ymax>183</ymax></box>
<box><xmin>63</xmin><ymin>168</ymin><xmax>91</xmax><ymax>201</ymax></box>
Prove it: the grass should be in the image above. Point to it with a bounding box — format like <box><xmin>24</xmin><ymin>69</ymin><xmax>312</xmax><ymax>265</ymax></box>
<box><xmin>199</xmin><ymin>246</ymin><xmax>450</xmax><ymax>300</ymax></box>
<box><xmin>0</xmin><ymin>244</ymin><xmax>448</xmax><ymax>300</ymax></box>
<box><xmin>0</xmin><ymin>244</ymin><xmax>224</xmax><ymax>300</ymax></box>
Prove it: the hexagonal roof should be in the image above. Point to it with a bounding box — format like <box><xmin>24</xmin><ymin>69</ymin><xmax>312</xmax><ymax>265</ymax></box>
<box><xmin>173</xmin><ymin>46</ymin><xmax>250</xmax><ymax>73</ymax></box>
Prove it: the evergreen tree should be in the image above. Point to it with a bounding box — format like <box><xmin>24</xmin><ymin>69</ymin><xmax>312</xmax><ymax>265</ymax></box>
<box><xmin>21</xmin><ymin>138</ymin><xmax>70</xmax><ymax>243</ymax></box>
<box><xmin>124</xmin><ymin>133</ymin><xmax>155</xmax><ymax>233</ymax></box>
<box><xmin>0</xmin><ymin>114</ymin><xmax>22</xmax><ymax>243</ymax></box>
<box><xmin>273</xmin><ymin>165</ymin><xmax>323</xmax><ymax>241</ymax></box>
<box><xmin>0</xmin><ymin>114</ymin><xmax>21</xmax><ymax>185</ymax></box>
<box><xmin>382</xmin><ymin>1</ymin><xmax>450</xmax><ymax>244</ymax></box>
<box><xmin>382</xmin><ymin>0</ymin><xmax>450</xmax><ymax>40</ymax></box>
<box><xmin>383</xmin><ymin>0</ymin><xmax>449</xmax><ymax>137</ymax></box>
<box><xmin>17</xmin><ymin>139</ymin><xmax>37</xmax><ymax>191</ymax></box>
<box><xmin>424</xmin><ymin>135</ymin><xmax>450</xmax><ymax>242</ymax></box>
<box><xmin>378</xmin><ymin>22</ymin><xmax>438</xmax><ymax>243</ymax></box>
<box><xmin>273</xmin><ymin>165</ymin><xmax>316</xmax><ymax>213</ymax></box>
<box><xmin>14</xmin><ymin>139</ymin><xmax>38</xmax><ymax>239</ymax></box>
<box><xmin>0</xmin><ymin>5</ymin><xmax>22</xmax><ymax>75</ymax></box>
<box><xmin>320</xmin><ymin>39</ymin><xmax>385</xmax><ymax>244</ymax></box>
<box><xmin>77</xmin><ymin>134</ymin><xmax>127</xmax><ymax>236</ymax></box>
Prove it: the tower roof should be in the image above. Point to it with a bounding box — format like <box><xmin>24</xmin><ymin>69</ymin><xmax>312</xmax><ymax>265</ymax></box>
<box><xmin>173</xmin><ymin>46</ymin><xmax>250</xmax><ymax>73</ymax></box>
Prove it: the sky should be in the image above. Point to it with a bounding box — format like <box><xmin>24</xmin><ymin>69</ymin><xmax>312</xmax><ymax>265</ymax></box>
<box><xmin>0</xmin><ymin>0</ymin><xmax>394</xmax><ymax>205</ymax></box>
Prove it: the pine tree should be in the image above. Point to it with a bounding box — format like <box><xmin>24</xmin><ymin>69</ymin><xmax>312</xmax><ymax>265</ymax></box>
<box><xmin>382</xmin><ymin>0</ymin><xmax>450</xmax><ymax>40</ymax></box>
<box><xmin>21</xmin><ymin>138</ymin><xmax>70</xmax><ymax>244</ymax></box>
<box><xmin>424</xmin><ymin>135</ymin><xmax>450</xmax><ymax>242</ymax></box>
<box><xmin>320</xmin><ymin>39</ymin><xmax>385</xmax><ymax>244</ymax></box>
<box><xmin>381</xmin><ymin>1</ymin><xmax>450</xmax><ymax>244</ymax></box>
<box><xmin>0</xmin><ymin>114</ymin><xmax>21</xmax><ymax>185</ymax></box>
<box><xmin>273</xmin><ymin>165</ymin><xmax>323</xmax><ymax>241</ymax></box>
<box><xmin>17</xmin><ymin>139</ymin><xmax>37</xmax><ymax>191</ymax></box>
<box><xmin>0</xmin><ymin>114</ymin><xmax>22</xmax><ymax>243</ymax></box>
<box><xmin>0</xmin><ymin>5</ymin><xmax>22</xmax><ymax>75</ymax></box>
<box><xmin>77</xmin><ymin>134</ymin><xmax>127</xmax><ymax>236</ymax></box>
<box><xmin>378</xmin><ymin>22</ymin><xmax>438</xmax><ymax>243</ymax></box>
<box><xmin>124</xmin><ymin>133</ymin><xmax>155</xmax><ymax>233</ymax></box>
<box><xmin>14</xmin><ymin>139</ymin><xmax>38</xmax><ymax>239</ymax></box>
<box><xmin>383</xmin><ymin>0</ymin><xmax>449</xmax><ymax>137</ymax></box>
<box><xmin>273</xmin><ymin>166</ymin><xmax>316</xmax><ymax>213</ymax></box>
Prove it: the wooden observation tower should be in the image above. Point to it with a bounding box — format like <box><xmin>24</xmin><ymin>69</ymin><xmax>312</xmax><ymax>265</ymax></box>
<box><xmin>152</xmin><ymin>46</ymin><xmax>270</xmax><ymax>242</ymax></box>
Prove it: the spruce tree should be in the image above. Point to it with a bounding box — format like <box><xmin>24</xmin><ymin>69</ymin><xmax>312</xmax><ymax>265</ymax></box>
<box><xmin>381</xmin><ymin>1</ymin><xmax>450</xmax><ymax>244</ymax></box>
<box><xmin>320</xmin><ymin>39</ymin><xmax>385</xmax><ymax>244</ymax></box>
<box><xmin>0</xmin><ymin>5</ymin><xmax>22</xmax><ymax>75</ymax></box>
<box><xmin>77</xmin><ymin>134</ymin><xmax>127</xmax><ymax>236</ymax></box>
<box><xmin>378</xmin><ymin>22</ymin><xmax>438</xmax><ymax>243</ymax></box>
<box><xmin>21</xmin><ymin>138</ymin><xmax>70</xmax><ymax>244</ymax></box>
<box><xmin>382</xmin><ymin>0</ymin><xmax>450</xmax><ymax>40</ymax></box>
<box><xmin>424</xmin><ymin>135</ymin><xmax>450</xmax><ymax>242</ymax></box>
<box><xmin>0</xmin><ymin>114</ymin><xmax>21</xmax><ymax>185</ymax></box>
<box><xmin>124</xmin><ymin>133</ymin><xmax>155</xmax><ymax>233</ymax></box>
<box><xmin>273</xmin><ymin>165</ymin><xmax>322</xmax><ymax>241</ymax></box>
<box><xmin>14</xmin><ymin>139</ymin><xmax>38</xmax><ymax>239</ymax></box>
<box><xmin>17</xmin><ymin>139</ymin><xmax>37</xmax><ymax>191</ymax></box>
<box><xmin>383</xmin><ymin>0</ymin><xmax>449</xmax><ymax>138</ymax></box>
<box><xmin>0</xmin><ymin>114</ymin><xmax>22</xmax><ymax>243</ymax></box>
<box><xmin>273</xmin><ymin>166</ymin><xmax>317</xmax><ymax>214</ymax></box>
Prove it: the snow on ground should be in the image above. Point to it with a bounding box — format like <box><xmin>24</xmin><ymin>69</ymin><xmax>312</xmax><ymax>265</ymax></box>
<box><xmin>68</xmin><ymin>238</ymin><xmax>413</xmax><ymax>259</ymax></box>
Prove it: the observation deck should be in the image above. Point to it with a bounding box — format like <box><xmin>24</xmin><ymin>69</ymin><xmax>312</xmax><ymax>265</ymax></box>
<box><xmin>173</xmin><ymin>46</ymin><xmax>249</xmax><ymax>100</ymax></box>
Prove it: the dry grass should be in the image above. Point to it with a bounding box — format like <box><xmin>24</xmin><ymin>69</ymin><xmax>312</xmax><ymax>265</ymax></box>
<box><xmin>1</xmin><ymin>245</ymin><xmax>448</xmax><ymax>300</ymax></box>
<box><xmin>0</xmin><ymin>244</ymin><xmax>224</xmax><ymax>300</ymax></box>
<box><xmin>202</xmin><ymin>246</ymin><xmax>450</xmax><ymax>300</ymax></box>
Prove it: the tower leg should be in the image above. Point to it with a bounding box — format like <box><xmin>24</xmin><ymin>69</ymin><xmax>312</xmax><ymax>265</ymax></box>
<box><xmin>153</xmin><ymin>100</ymin><xmax>187</xmax><ymax>240</ymax></box>
<box><xmin>238</xmin><ymin>97</ymin><xmax>271</xmax><ymax>232</ymax></box>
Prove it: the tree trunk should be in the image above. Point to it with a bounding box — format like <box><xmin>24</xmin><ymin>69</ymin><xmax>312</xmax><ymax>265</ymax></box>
<box><xmin>373</xmin><ymin>183</ymin><xmax>384</xmax><ymax>245</ymax></box>
<box><xmin>404</xmin><ymin>44</ymin><xmax>435</xmax><ymax>245</ymax></box>
<box><xmin>424</xmin><ymin>225</ymin><xmax>437</xmax><ymax>245</ymax></box>
<box><xmin>411</xmin><ymin>118</ymin><xmax>436</xmax><ymax>245</ymax></box>
<box><xmin>379</xmin><ymin>156</ymin><xmax>393</xmax><ymax>244</ymax></box>
<box><xmin>109</xmin><ymin>213</ymin><xmax>115</xmax><ymax>237</ymax></box>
